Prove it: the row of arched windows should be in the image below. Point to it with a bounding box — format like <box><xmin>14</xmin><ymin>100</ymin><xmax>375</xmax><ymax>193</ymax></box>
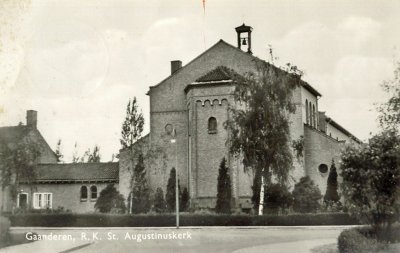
<box><xmin>80</xmin><ymin>185</ymin><xmax>97</xmax><ymax>201</ymax></box>
<box><xmin>305</xmin><ymin>99</ymin><xmax>317</xmax><ymax>128</ymax></box>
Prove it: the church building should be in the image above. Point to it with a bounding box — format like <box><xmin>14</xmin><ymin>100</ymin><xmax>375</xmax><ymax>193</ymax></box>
<box><xmin>118</xmin><ymin>24</ymin><xmax>361</xmax><ymax>210</ymax></box>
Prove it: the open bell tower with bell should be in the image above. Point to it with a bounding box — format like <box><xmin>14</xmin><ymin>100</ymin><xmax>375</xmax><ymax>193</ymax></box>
<box><xmin>235</xmin><ymin>23</ymin><xmax>253</xmax><ymax>54</ymax></box>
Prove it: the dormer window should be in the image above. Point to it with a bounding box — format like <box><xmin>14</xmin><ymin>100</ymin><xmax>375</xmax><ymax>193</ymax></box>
<box><xmin>208</xmin><ymin>117</ymin><xmax>217</xmax><ymax>134</ymax></box>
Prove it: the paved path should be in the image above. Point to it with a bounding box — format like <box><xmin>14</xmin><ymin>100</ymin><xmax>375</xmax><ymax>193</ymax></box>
<box><xmin>1</xmin><ymin>226</ymin><xmax>351</xmax><ymax>253</ymax></box>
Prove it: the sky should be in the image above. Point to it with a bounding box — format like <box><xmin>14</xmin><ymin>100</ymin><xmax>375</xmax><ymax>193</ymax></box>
<box><xmin>0</xmin><ymin>0</ymin><xmax>399</xmax><ymax>162</ymax></box>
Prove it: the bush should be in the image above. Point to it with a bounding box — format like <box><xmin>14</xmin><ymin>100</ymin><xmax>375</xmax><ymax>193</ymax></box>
<box><xmin>338</xmin><ymin>228</ymin><xmax>387</xmax><ymax>253</ymax></box>
<box><xmin>215</xmin><ymin>158</ymin><xmax>232</xmax><ymax>213</ymax></box>
<box><xmin>292</xmin><ymin>176</ymin><xmax>322</xmax><ymax>213</ymax></box>
<box><xmin>264</xmin><ymin>183</ymin><xmax>292</xmax><ymax>214</ymax></box>
<box><xmin>180</xmin><ymin>187</ymin><xmax>189</xmax><ymax>212</ymax></box>
<box><xmin>95</xmin><ymin>184</ymin><xmax>126</xmax><ymax>213</ymax></box>
<box><xmin>0</xmin><ymin>216</ymin><xmax>10</xmax><ymax>247</ymax></box>
<box><xmin>153</xmin><ymin>187</ymin><xmax>166</xmax><ymax>213</ymax></box>
<box><xmin>8</xmin><ymin>212</ymin><xmax>359</xmax><ymax>227</ymax></box>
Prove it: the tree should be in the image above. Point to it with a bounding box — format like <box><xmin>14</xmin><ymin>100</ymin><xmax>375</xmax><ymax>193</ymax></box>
<box><xmin>165</xmin><ymin>168</ymin><xmax>180</xmax><ymax>212</ymax></box>
<box><xmin>153</xmin><ymin>187</ymin><xmax>167</xmax><ymax>213</ymax></box>
<box><xmin>129</xmin><ymin>153</ymin><xmax>151</xmax><ymax>214</ymax></box>
<box><xmin>94</xmin><ymin>184</ymin><xmax>126</xmax><ymax>213</ymax></box>
<box><xmin>340</xmin><ymin>130</ymin><xmax>400</xmax><ymax>240</ymax></box>
<box><xmin>180</xmin><ymin>187</ymin><xmax>189</xmax><ymax>212</ymax></box>
<box><xmin>80</xmin><ymin>145</ymin><xmax>101</xmax><ymax>163</ymax></box>
<box><xmin>120</xmin><ymin>97</ymin><xmax>144</xmax><ymax>149</ymax></box>
<box><xmin>0</xmin><ymin>139</ymin><xmax>41</xmax><ymax>211</ymax></box>
<box><xmin>54</xmin><ymin>139</ymin><xmax>63</xmax><ymax>162</ymax></box>
<box><xmin>292</xmin><ymin>176</ymin><xmax>322</xmax><ymax>213</ymax></box>
<box><xmin>225</xmin><ymin>63</ymin><xmax>301</xmax><ymax>215</ymax></box>
<box><xmin>378</xmin><ymin>60</ymin><xmax>400</xmax><ymax>131</ymax></box>
<box><xmin>264</xmin><ymin>183</ymin><xmax>293</xmax><ymax>214</ymax></box>
<box><xmin>215</xmin><ymin>157</ymin><xmax>232</xmax><ymax>213</ymax></box>
<box><xmin>72</xmin><ymin>142</ymin><xmax>80</xmax><ymax>163</ymax></box>
<box><xmin>324</xmin><ymin>160</ymin><xmax>340</xmax><ymax>207</ymax></box>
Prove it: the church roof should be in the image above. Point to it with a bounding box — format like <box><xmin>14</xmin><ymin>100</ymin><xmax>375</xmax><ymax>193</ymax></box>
<box><xmin>195</xmin><ymin>66</ymin><xmax>234</xmax><ymax>82</ymax></box>
<box><xmin>19</xmin><ymin>162</ymin><xmax>119</xmax><ymax>183</ymax></box>
<box><xmin>148</xmin><ymin>39</ymin><xmax>321</xmax><ymax>97</ymax></box>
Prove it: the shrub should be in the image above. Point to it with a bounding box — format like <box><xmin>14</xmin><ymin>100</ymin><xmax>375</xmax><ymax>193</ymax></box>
<box><xmin>215</xmin><ymin>158</ymin><xmax>232</xmax><ymax>213</ymax></box>
<box><xmin>340</xmin><ymin>130</ymin><xmax>400</xmax><ymax>241</ymax></box>
<box><xmin>130</xmin><ymin>153</ymin><xmax>151</xmax><ymax>214</ymax></box>
<box><xmin>166</xmin><ymin>168</ymin><xmax>180</xmax><ymax>212</ymax></box>
<box><xmin>264</xmin><ymin>183</ymin><xmax>292</xmax><ymax>214</ymax></box>
<box><xmin>324</xmin><ymin>160</ymin><xmax>340</xmax><ymax>207</ymax></box>
<box><xmin>292</xmin><ymin>176</ymin><xmax>322</xmax><ymax>213</ymax></box>
<box><xmin>95</xmin><ymin>184</ymin><xmax>126</xmax><ymax>213</ymax></box>
<box><xmin>180</xmin><ymin>187</ymin><xmax>189</xmax><ymax>212</ymax></box>
<box><xmin>153</xmin><ymin>187</ymin><xmax>166</xmax><ymax>213</ymax></box>
<box><xmin>0</xmin><ymin>216</ymin><xmax>10</xmax><ymax>247</ymax></box>
<box><xmin>338</xmin><ymin>228</ymin><xmax>386</xmax><ymax>253</ymax></box>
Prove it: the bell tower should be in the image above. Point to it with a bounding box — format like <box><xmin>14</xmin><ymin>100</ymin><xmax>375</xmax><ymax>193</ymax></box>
<box><xmin>235</xmin><ymin>23</ymin><xmax>253</xmax><ymax>54</ymax></box>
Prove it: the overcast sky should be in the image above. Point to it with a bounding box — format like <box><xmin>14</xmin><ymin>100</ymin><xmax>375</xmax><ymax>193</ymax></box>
<box><xmin>0</xmin><ymin>0</ymin><xmax>399</xmax><ymax>162</ymax></box>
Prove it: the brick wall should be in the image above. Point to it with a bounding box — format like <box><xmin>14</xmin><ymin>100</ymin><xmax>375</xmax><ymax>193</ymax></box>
<box><xmin>304</xmin><ymin>125</ymin><xmax>345</xmax><ymax>194</ymax></box>
<box><xmin>19</xmin><ymin>182</ymin><xmax>111</xmax><ymax>213</ymax></box>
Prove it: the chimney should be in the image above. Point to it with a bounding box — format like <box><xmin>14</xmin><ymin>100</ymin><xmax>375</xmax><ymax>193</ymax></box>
<box><xmin>171</xmin><ymin>60</ymin><xmax>182</xmax><ymax>75</ymax></box>
<box><xmin>318</xmin><ymin>112</ymin><xmax>326</xmax><ymax>133</ymax></box>
<box><xmin>26</xmin><ymin>110</ymin><xmax>37</xmax><ymax>129</ymax></box>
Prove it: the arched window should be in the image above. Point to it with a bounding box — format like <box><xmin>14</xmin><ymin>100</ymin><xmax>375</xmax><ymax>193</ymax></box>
<box><xmin>305</xmin><ymin>99</ymin><xmax>309</xmax><ymax>125</ymax></box>
<box><xmin>90</xmin><ymin>185</ymin><xmax>97</xmax><ymax>200</ymax></box>
<box><xmin>309</xmin><ymin>101</ymin><xmax>312</xmax><ymax>127</ymax></box>
<box><xmin>208</xmin><ymin>117</ymin><xmax>217</xmax><ymax>134</ymax></box>
<box><xmin>312</xmin><ymin>104</ymin><xmax>316</xmax><ymax>128</ymax></box>
<box><xmin>80</xmin><ymin>186</ymin><xmax>88</xmax><ymax>201</ymax></box>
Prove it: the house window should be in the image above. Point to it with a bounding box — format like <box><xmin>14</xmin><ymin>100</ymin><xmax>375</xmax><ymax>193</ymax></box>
<box><xmin>17</xmin><ymin>193</ymin><xmax>28</xmax><ymax>209</ymax></box>
<box><xmin>305</xmin><ymin>99</ymin><xmax>309</xmax><ymax>125</ymax></box>
<box><xmin>33</xmin><ymin>193</ymin><xmax>52</xmax><ymax>209</ymax></box>
<box><xmin>208</xmin><ymin>117</ymin><xmax>217</xmax><ymax>134</ymax></box>
<box><xmin>90</xmin><ymin>185</ymin><xmax>97</xmax><ymax>200</ymax></box>
<box><xmin>80</xmin><ymin>186</ymin><xmax>88</xmax><ymax>201</ymax></box>
<box><xmin>318</xmin><ymin>164</ymin><xmax>328</xmax><ymax>174</ymax></box>
<box><xmin>309</xmin><ymin>101</ymin><xmax>313</xmax><ymax>127</ymax></box>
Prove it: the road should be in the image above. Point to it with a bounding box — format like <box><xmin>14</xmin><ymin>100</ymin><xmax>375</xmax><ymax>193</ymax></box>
<box><xmin>5</xmin><ymin>226</ymin><xmax>350</xmax><ymax>253</ymax></box>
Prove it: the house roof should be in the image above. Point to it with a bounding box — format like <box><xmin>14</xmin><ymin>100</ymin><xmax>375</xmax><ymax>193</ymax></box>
<box><xmin>325</xmin><ymin>116</ymin><xmax>362</xmax><ymax>144</ymax></box>
<box><xmin>0</xmin><ymin>126</ymin><xmax>31</xmax><ymax>146</ymax></box>
<box><xmin>148</xmin><ymin>39</ymin><xmax>322</xmax><ymax>97</ymax></box>
<box><xmin>20</xmin><ymin>162</ymin><xmax>119</xmax><ymax>183</ymax></box>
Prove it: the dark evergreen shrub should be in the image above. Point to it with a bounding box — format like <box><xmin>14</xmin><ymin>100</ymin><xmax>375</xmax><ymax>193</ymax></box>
<box><xmin>153</xmin><ymin>187</ymin><xmax>166</xmax><ymax>213</ymax></box>
<box><xmin>324</xmin><ymin>160</ymin><xmax>340</xmax><ymax>207</ymax></box>
<box><xmin>215</xmin><ymin>158</ymin><xmax>232</xmax><ymax>213</ymax></box>
<box><xmin>180</xmin><ymin>187</ymin><xmax>189</xmax><ymax>212</ymax></box>
<box><xmin>95</xmin><ymin>184</ymin><xmax>126</xmax><ymax>213</ymax></box>
<box><xmin>130</xmin><ymin>153</ymin><xmax>151</xmax><ymax>214</ymax></box>
<box><xmin>264</xmin><ymin>183</ymin><xmax>293</xmax><ymax>214</ymax></box>
<box><xmin>165</xmin><ymin>168</ymin><xmax>180</xmax><ymax>212</ymax></box>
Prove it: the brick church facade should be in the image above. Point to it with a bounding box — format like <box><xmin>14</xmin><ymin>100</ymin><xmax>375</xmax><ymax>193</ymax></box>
<box><xmin>0</xmin><ymin>25</ymin><xmax>360</xmax><ymax>213</ymax></box>
<box><xmin>118</xmin><ymin>24</ymin><xmax>360</xmax><ymax>210</ymax></box>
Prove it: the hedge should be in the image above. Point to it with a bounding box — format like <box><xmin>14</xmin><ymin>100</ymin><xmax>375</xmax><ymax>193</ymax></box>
<box><xmin>338</xmin><ymin>226</ymin><xmax>400</xmax><ymax>253</ymax></box>
<box><xmin>0</xmin><ymin>216</ymin><xmax>10</xmax><ymax>247</ymax></box>
<box><xmin>8</xmin><ymin>212</ymin><xmax>359</xmax><ymax>227</ymax></box>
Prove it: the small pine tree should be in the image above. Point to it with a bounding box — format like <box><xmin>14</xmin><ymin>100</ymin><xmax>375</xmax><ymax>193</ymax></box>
<box><xmin>324</xmin><ymin>160</ymin><xmax>340</xmax><ymax>206</ymax></box>
<box><xmin>292</xmin><ymin>176</ymin><xmax>322</xmax><ymax>213</ymax></box>
<box><xmin>130</xmin><ymin>153</ymin><xmax>151</xmax><ymax>213</ymax></box>
<box><xmin>153</xmin><ymin>187</ymin><xmax>166</xmax><ymax>213</ymax></box>
<box><xmin>165</xmin><ymin>168</ymin><xmax>180</xmax><ymax>212</ymax></box>
<box><xmin>95</xmin><ymin>184</ymin><xmax>126</xmax><ymax>213</ymax></box>
<box><xmin>215</xmin><ymin>157</ymin><xmax>232</xmax><ymax>213</ymax></box>
<box><xmin>180</xmin><ymin>187</ymin><xmax>189</xmax><ymax>212</ymax></box>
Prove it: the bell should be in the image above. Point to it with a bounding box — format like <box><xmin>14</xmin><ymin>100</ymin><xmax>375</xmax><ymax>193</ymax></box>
<box><xmin>242</xmin><ymin>38</ymin><xmax>247</xmax><ymax>46</ymax></box>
